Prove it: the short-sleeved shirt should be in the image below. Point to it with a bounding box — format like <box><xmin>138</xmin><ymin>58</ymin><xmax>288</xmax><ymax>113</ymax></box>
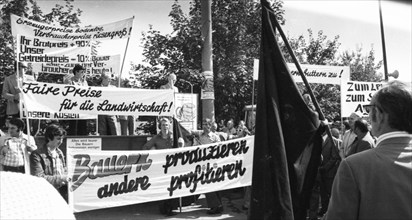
<box><xmin>194</xmin><ymin>131</ymin><xmax>220</xmax><ymax>145</ymax></box>
<box><xmin>0</xmin><ymin>134</ymin><xmax>37</xmax><ymax>167</ymax></box>
<box><xmin>143</xmin><ymin>133</ymin><xmax>173</xmax><ymax>150</ymax></box>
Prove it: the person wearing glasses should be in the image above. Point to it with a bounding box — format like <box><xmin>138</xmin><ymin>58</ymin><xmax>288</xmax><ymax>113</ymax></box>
<box><xmin>325</xmin><ymin>81</ymin><xmax>412</xmax><ymax>220</ymax></box>
<box><xmin>0</xmin><ymin>118</ymin><xmax>37</xmax><ymax>173</ymax></box>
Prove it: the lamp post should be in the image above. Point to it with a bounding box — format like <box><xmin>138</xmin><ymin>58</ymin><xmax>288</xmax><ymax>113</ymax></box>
<box><xmin>180</xmin><ymin>79</ymin><xmax>193</xmax><ymax>94</ymax></box>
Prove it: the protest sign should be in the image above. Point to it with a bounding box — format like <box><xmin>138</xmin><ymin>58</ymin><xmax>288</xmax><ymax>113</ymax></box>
<box><xmin>31</xmin><ymin>55</ymin><xmax>120</xmax><ymax>81</ymax></box>
<box><xmin>287</xmin><ymin>63</ymin><xmax>349</xmax><ymax>84</ymax></box>
<box><xmin>174</xmin><ymin>93</ymin><xmax>198</xmax><ymax>131</ymax></box>
<box><xmin>21</xmin><ymin>82</ymin><xmax>175</xmax><ymax>116</ymax></box>
<box><xmin>17</xmin><ymin>35</ymin><xmax>91</xmax><ymax>64</ymax></box>
<box><xmin>88</xmin><ymin>54</ymin><xmax>121</xmax><ymax>78</ymax></box>
<box><xmin>67</xmin><ymin>136</ymin><xmax>254</xmax><ymax>212</ymax></box>
<box><xmin>341</xmin><ymin>80</ymin><xmax>383</xmax><ymax>117</ymax></box>
<box><xmin>11</xmin><ymin>14</ymin><xmax>133</xmax><ymax>41</ymax></box>
<box><xmin>67</xmin><ymin>138</ymin><xmax>102</xmax><ymax>151</ymax></box>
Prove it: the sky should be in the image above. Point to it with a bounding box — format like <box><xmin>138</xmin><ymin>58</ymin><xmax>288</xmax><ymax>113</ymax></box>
<box><xmin>35</xmin><ymin>0</ymin><xmax>411</xmax><ymax>83</ymax></box>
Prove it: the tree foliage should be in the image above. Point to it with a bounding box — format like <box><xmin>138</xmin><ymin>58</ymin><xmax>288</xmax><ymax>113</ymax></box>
<box><xmin>283</xmin><ymin>29</ymin><xmax>382</xmax><ymax>121</ymax></box>
<box><xmin>133</xmin><ymin>0</ymin><xmax>285</xmax><ymax>123</ymax></box>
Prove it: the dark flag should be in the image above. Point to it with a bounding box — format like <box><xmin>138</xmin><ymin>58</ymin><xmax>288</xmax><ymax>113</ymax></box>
<box><xmin>172</xmin><ymin>117</ymin><xmax>191</xmax><ymax>148</ymax></box>
<box><xmin>248</xmin><ymin>2</ymin><xmax>322</xmax><ymax>220</ymax></box>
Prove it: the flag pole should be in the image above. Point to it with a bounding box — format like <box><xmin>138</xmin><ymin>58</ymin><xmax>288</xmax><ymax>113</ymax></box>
<box><xmin>379</xmin><ymin>0</ymin><xmax>388</xmax><ymax>81</ymax></box>
<box><xmin>271</xmin><ymin>16</ymin><xmax>335</xmax><ymax>143</ymax></box>
<box><xmin>118</xmin><ymin>16</ymin><xmax>134</xmax><ymax>88</ymax></box>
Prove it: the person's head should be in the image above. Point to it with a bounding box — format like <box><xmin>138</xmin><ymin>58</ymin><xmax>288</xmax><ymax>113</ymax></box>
<box><xmin>353</xmin><ymin>119</ymin><xmax>369</xmax><ymax>136</ymax></box>
<box><xmin>202</xmin><ymin>118</ymin><xmax>213</xmax><ymax>133</ymax></box>
<box><xmin>73</xmin><ymin>64</ymin><xmax>86</xmax><ymax>78</ymax></box>
<box><xmin>367</xmin><ymin>81</ymin><xmax>412</xmax><ymax>137</ymax></box>
<box><xmin>100</xmin><ymin>73</ymin><xmax>111</xmax><ymax>87</ymax></box>
<box><xmin>303</xmin><ymin>94</ymin><xmax>311</xmax><ymax>104</ymax></box>
<box><xmin>8</xmin><ymin>118</ymin><xmax>25</xmax><ymax>137</ymax></box>
<box><xmin>238</xmin><ymin>120</ymin><xmax>246</xmax><ymax>128</ymax></box>
<box><xmin>226</xmin><ymin>119</ymin><xmax>234</xmax><ymax>129</ymax></box>
<box><xmin>158</xmin><ymin>117</ymin><xmax>171</xmax><ymax>135</ymax></box>
<box><xmin>348</xmin><ymin>112</ymin><xmax>362</xmax><ymax>130</ymax></box>
<box><xmin>168</xmin><ymin>74</ymin><xmax>177</xmax><ymax>85</ymax></box>
<box><xmin>331</xmin><ymin>128</ymin><xmax>340</xmax><ymax>139</ymax></box>
<box><xmin>14</xmin><ymin>61</ymin><xmax>28</xmax><ymax>76</ymax></box>
<box><xmin>211</xmin><ymin>122</ymin><xmax>218</xmax><ymax>132</ymax></box>
<box><xmin>342</xmin><ymin>119</ymin><xmax>350</xmax><ymax>131</ymax></box>
<box><xmin>44</xmin><ymin>124</ymin><xmax>66</xmax><ymax>148</ymax></box>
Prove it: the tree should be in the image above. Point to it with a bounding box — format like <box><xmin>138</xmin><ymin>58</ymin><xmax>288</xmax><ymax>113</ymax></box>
<box><xmin>281</xmin><ymin>29</ymin><xmax>342</xmax><ymax>121</ymax></box>
<box><xmin>133</xmin><ymin>0</ymin><xmax>285</xmax><ymax>123</ymax></box>
<box><xmin>339</xmin><ymin>47</ymin><xmax>383</xmax><ymax>82</ymax></box>
<box><xmin>134</xmin><ymin>0</ymin><xmax>383</xmax><ymax>123</ymax></box>
<box><xmin>282</xmin><ymin>29</ymin><xmax>382</xmax><ymax>121</ymax></box>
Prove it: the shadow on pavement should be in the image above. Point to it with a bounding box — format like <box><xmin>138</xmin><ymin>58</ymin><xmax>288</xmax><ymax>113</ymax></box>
<box><xmin>75</xmin><ymin>188</ymin><xmax>248</xmax><ymax>220</ymax></box>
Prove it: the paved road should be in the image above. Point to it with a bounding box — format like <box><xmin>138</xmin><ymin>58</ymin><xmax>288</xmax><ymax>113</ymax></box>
<box><xmin>75</xmin><ymin>189</ymin><xmax>248</xmax><ymax>220</ymax></box>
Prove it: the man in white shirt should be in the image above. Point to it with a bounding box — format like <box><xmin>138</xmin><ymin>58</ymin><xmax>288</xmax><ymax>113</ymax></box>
<box><xmin>160</xmin><ymin>74</ymin><xmax>179</xmax><ymax>93</ymax></box>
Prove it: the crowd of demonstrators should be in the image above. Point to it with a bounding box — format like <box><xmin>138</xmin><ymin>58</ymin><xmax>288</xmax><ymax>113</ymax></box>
<box><xmin>308</xmin><ymin>114</ymin><xmax>380</xmax><ymax>219</ymax></box>
<box><xmin>325</xmin><ymin>81</ymin><xmax>412</xmax><ymax>220</ymax></box>
<box><xmin>0</xmin><ymin>119</ymin><xmax>70</xmax><ymax>202</ymax></box>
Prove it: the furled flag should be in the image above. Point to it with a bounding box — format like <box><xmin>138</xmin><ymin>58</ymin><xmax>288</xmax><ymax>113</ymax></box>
<box><xmin>248</xmin><ymin>1</ymin><xmax>323</xmax><ymax>220</ymax></box>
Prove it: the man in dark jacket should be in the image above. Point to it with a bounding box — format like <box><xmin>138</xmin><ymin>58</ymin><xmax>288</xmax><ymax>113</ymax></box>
<box><xmin>30</xmin><ymin>124</ymin><xmax>68</xmax><ymax>201</ymax></box>
<box><xmin>319</xmin><ymin>128</ymin><xmax>342</xmax><ymax>216</ymax></box>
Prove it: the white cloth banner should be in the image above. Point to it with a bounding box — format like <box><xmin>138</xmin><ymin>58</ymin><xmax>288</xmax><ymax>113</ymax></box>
<box><xmin>11</xmin><ymin>14</ymin><xmax>133</xmax><ymax>40</ymax></box>
<box><xmin>67</xmin><ymin>136</ymin><xmax>254</xmax><ymax>212</ymax></box>
<box><xmin>21</xmin><ymin>82</ymin><xmax>175</xmax><ymax>116</ymax></box>
<box><xmin>287</xmin><ymin>63</ymin><xmax>350</xmax><ymax>84</ymax></box>
<box><xmin>341</xmin><ymin>80</ymin><xmax>384</xmax><ymax>117</ymax></box>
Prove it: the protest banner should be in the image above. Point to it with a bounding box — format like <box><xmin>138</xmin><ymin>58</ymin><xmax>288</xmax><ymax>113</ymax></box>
<box><xmin>287</xmin><ymin>63</ymin><xmax>350</xmax><ymax>84</ymax></box>
<box><xmin>67</xmin><ymin>136</ymin><xmax>254</xmax><ymax>212</ymax></box>
<box><xmin>341</xmin><ymin>80</ymin><xmax>384</xmax><ymax>117</ymax></box>
<box><xmin>21</xmin><ymin>82</ymin><xmax>175</xmax><ymax>116</ymax></box>
<box><xmin>174</xmin><ymin>93</ymin><xmax>198</xmax><ymax>131</ymax></box>
<box><xmin>11</xmin><ymin>14</ymin><xmax>133</xmax><ymax>41</ymax></box>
